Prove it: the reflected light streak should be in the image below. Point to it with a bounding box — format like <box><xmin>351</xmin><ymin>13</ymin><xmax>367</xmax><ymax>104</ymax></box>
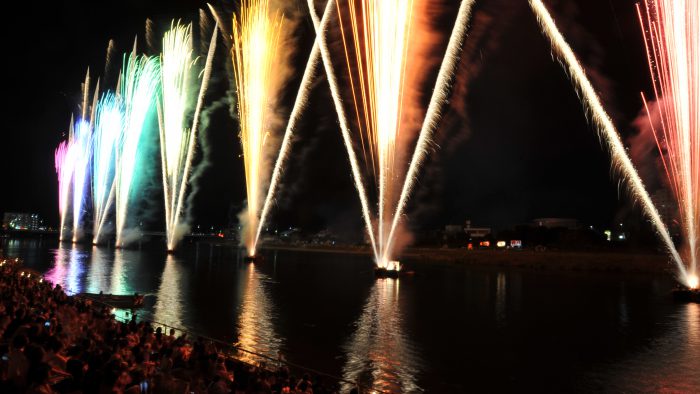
<box><xmin>45</xmin><ymin>245</ymin><xmax>85</xmax><ymax>295</ymax></box>
<box><xmin>342</xmin><ymin>279</ymin><xmax>422</xmax><ymax>393</ymax></box>
<box><xmin>154</xmin><ymin>255</ymin><xmax>186</xmax><ymax>328</ymax></box>
<box><xmin>110</xmin><ymin>249</ymin><xmax>131</xmax><ymax>295</ymax></box>
<box><xmin>495</xmin><ymin>272</ymin><xmax>507</xmax><ymax>328</ymax></box>
<box><xmin>235</xmin><ymin>263</ymin><xmax>283</xmax><ymax>365</ymax></box>
<box><xmin>86</xmin><ymin>246</ymin><xmax>112</xmax><ymax>294</ymax></box>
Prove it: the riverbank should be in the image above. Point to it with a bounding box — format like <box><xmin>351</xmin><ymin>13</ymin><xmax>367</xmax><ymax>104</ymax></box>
<box><xmin>262</xmin><ymin>244</ymin><xmax>673</xmax><ymax>274</ymax></box>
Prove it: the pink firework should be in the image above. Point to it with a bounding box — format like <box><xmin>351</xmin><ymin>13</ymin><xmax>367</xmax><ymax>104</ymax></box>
<box><xmin>638</xmin><ymin>0</ymin><xmax>699</xmax><ymax>287</ymax></box>
<box><xmin>55</xmin><ymin>140</ymin><xmax>75</xmax><ymax>241</ymax></box>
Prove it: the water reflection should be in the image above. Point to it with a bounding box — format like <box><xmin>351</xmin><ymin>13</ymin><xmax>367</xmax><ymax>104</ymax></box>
<box><xmin>495</xmin><ymin>272</ymin><xmax>507</xmax><ymax>328</ymax></box>
<box><xmin>584</xmin><ymin>302</ymin><xmax>700</xmax><ymax>391</ymax></box>
<box><xmin>111</xmin><ymin>249</ymin><xmax>137</xmax><ymax>295</ymax></box>
<box><xmin>342</xmin><ymin>279</ymin><xmax>423</xmax><ymax>393</ymax></box>
<box><xmin>153</xmin><ymin>255</ymin><xmax>186</xmax><ymax>328</ymax></box>
<box><xmin>235</xmin><ymin>263</ymin><xmax>283</xmax><ymax>365</ymax></box>
<box><xmin>86</xmin><ymin>246</ymin><xmax>111</xmax><ymax>294</ymax></box>
<box><xmin>45</xmin><ymin>244</ymin><xmax>86</xmax><ymax>294</ymax></box>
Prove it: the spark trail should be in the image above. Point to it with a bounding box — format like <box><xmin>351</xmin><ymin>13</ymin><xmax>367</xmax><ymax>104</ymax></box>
<box><xmin>92</xmin><ymin>92</ymin><xmax>123</xmax><ymax>244</ymax></box>
<box><xmin>528</xmin><ymin>0</ymin><xmax>687</xmax><ymax>281</ymax></box>
<box><xmin>231</xmin><ymin>0</ymin><xmax>286</xmax><ymax>257</ymax></box>
<box><xmin>158</xmin><ymin>21</ymin><xmax>218</xmax><ymax>252</ymax></box>
<box><xmin>638</xmin><ymin>0</ymin><xmax>699</xmax><ymax>288</ymax></box>
<box><xmin>115</xmin><ymin>54</ymin><xmax>161</xmax><ymax>248</ymax></box>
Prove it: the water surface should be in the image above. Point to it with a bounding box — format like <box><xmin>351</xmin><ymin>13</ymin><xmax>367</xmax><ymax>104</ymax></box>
<box><xmin>2</xmin><ymin>238</ymin><xmax>698</xmax><ymax>392</ymax></box>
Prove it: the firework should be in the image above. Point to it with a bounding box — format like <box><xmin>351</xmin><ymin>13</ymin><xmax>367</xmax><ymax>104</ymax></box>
<box><xmin>71</xmin><ymin>119</ymin><xmax>92</xmax><ymax>243</ymax></box>
<box><xmin>92</xmin><ymin>92</ymin><xmax>123</xmax><ymax>244</ymax></box>
<box><xmin>386</xmin><ymin>0</ymin><xmax>476</xmax><ymax>257</ymax></box>
<box><xmin>638</xmin><ymin>0</ymin><xmax>699</xmax><ymax>288</ymax></box>
<box><xmin>231</xmin><ymin>0</ymin><xmax>287</xmax><ymax>256</ymax></box>
<box><xmin>158</xmin><ymin>21</ymin><xmax>217</xmax><ymax>252</ymax></box>
<box><xmin>528</xmin><ymin>0</ymin><xmax>687</xmax><ymax>280</ymax></box>
<box><xmin>115</xmin><ymin>53</ymin><xmax>161</xmax><ymax>248</ymax></box>
<box><xmin>313</xmin><ymin>0</ymin><xmax>474</xmax><ymax>267</ymax></box>
<box><xmin>55</xmin><ymin>141</ymin><xmax>74</xmax><ymax>241</ymax></box>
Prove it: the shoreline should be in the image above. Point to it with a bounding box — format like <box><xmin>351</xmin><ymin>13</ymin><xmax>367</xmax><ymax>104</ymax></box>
<box><xmin>262</xmin><ymin>244</ymin><xmax>674</xmax><ymax>274</ymax></box>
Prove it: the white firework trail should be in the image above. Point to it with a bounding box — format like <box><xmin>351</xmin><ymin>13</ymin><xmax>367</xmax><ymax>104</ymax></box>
<box><xmin>310</xmin><ymin>0</ymin><xmax>379</xmax><ymax>261</ymax></box>
<box><xmin>528</xmin><ymin>0</ymin><xmax>686</xmax><ymax>279</ymax></box>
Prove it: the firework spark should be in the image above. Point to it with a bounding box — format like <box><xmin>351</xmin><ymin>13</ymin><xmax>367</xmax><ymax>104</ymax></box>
<box><xmin>92</xmin><ymin>92</ymin><xmax>123</xmax><ymax>244</ymax></box>
<box><xmin>115</xmin><ymin>54</ymin><xmax>161</xmax><ymax>248</ymax></box>
<box><xmin>158</xmin><ymin>21</ymin><xmax>218</xmax><ymax>252</ymax></box>
<box><xmin>528</xmin><ymin>0</ymin><xmax>687</xmax><ymax>280</ymax></box>
<box><xmin>638</xmin><ymin>0</ymin><xmax>699</xmax><ymax>287</ymax></box>
<box><xmin>231</xmin><ymin>0</ymin><xmax>287</xmax><ymax>257</ymax></box>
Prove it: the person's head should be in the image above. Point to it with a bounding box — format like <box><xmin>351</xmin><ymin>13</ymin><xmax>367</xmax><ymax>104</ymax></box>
<box><xmin>28</xmin><ymin>362</ymin><xmax>51</xmax><ymax>386</ymax></box>
<box><xmin>11</xmin><ymin>333</ymin><xmax>28</xmax><ymax>350</ymax></box>
<box><xmin>24</xmin><ymin>343</ymin><xmax>45</xmax><ymax>365</ymax></box>
<box><xmin>47</xmin><ymin>337</ymin><xmax>63</xmax><ymax>353</ymax></box>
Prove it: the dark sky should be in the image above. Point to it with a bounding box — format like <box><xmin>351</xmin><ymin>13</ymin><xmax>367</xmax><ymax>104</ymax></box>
<box><xmin>1</xmin><ymin>0</ymin><xmax>660</xmax><ymax>237</ymax></box>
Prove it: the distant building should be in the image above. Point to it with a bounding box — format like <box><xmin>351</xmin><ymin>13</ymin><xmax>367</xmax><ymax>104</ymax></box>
<box><xmin>3</xmin><ymin>212</ymin><xmax>43</xmax><ymax>231</ymax></box>
<box><xmin>464</xmin><ymin>220</ymin><xmax>491</xmax><ymax>239</ymax></box>
<box><xmin>532</xmin><ymin>217</ymin><xmax>579</xmax><ymax>230</ymax></box>
<box><xmin>444</xmin><ymin>224</ymin><xmax>464</xmax><ymax>236</ymax></box>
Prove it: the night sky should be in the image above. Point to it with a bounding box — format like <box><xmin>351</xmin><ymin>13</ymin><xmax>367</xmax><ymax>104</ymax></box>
<box><xmin>1</xmin><ymin>0</ymin><xmax>661</xmax><ymax>238</ymax></box>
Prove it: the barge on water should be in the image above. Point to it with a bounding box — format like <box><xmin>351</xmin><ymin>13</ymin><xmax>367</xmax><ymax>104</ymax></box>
<box><xmin>672</xmin><ymin>287</ymin><xmax>700</xmax><ymax>303</ymax></box>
